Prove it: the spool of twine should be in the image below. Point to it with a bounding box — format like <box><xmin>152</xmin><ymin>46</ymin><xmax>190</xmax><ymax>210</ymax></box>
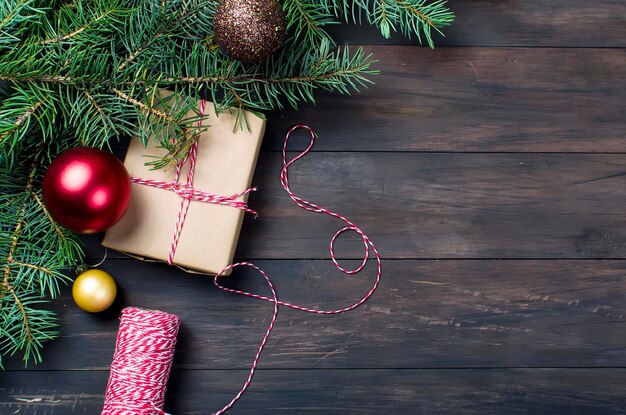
<box><xmin>101</xmin><ymin>307</ymin><xmax>181</xmax><ymax>415</ymax></box>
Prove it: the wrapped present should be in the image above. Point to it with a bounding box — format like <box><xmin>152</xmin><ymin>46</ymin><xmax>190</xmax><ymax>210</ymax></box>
<box><xmin>103</xmin><ymin>96</ymin><xmax>265</xmax><ymax>274</ymax></box>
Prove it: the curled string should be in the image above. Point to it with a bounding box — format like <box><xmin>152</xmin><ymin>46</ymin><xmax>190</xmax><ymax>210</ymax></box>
<box><xmin>210</xmin><ymin>125</ymin><xmax>382</xmax><ymax>415</ymax></box>
<box><xmin>115</xmin><ymin>126</ymin><xmax>381</xmax><ymax>415</ymax></box>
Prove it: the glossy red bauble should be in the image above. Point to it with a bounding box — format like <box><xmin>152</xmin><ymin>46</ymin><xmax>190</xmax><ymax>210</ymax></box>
<box><xmin>42</xmin><ymin>147</ymin><xmax>131</xmax><ymax>234</ymax></box>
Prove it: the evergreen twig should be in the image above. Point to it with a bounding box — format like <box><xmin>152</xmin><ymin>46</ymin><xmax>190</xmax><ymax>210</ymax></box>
<box><xmin>0</xmin><ymin>0</ymin><xmax>453</xmax><ymax>366</ymax></box>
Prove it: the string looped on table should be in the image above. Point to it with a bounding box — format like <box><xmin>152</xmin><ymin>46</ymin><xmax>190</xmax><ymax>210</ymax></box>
<box><xmin>210</xmin><ymin>124</ymin><xmax>383</xmax><ymax>414</ymax></box>
<box><xmin>105</xmin><ymin>125</ymin><xmax>381</xmax><ymax>415</ymax></box>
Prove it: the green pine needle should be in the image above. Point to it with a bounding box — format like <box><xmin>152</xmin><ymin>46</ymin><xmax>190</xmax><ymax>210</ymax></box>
<box><xmin>0</xmin><ymin>0</ymin><xmax>453</xmax><ymax>367</ymax></box>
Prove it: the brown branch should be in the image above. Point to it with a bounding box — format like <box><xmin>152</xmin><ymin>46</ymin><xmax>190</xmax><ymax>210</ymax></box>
<box><xmin>3</xmin><ymin>215</ymin><xmax>25</xmax><ymax>285</ymax></box>
<box><xmin>38</xmin><ymin>75</ymin><xmax>75</xmax><ymax>83</ymax></box>
<box><xmin>79</xmin><ymin>87</ymin><xmax>109</xmax><ymax>143</ymax></box>
<box><xmin>81</xmin><ymin>87</ymin><xmax>105</xmax><ymax>117</ymax></box>
<box><xmin>2</xmin><ymin>158</ymin><xmax>37</xmax><ymax>286</ymax></box>
<box><xmin>112</xmin><ymin>87</ymin><xmax>197</xmax><ymax>167</ymax></box>
<box><xmin>161</xmin><ymin>65</ymin><xmax>368</xmax><ymax>84</ymax></box>
<box><xmin>0</xmin><ymin>101</ymin><xmax>42</xmax><ymax>144</ymax></box>
<box><xmin>32</xmin><ymin>193</ymin><xmax>66</xmax><ymax>243</ymax></box>
<box><xmin>229</xmin><ymin>84</ymin><xmax>245</xmax><ymax>108</ymax></box>
<box><xmin>293</xmin><ymin>0</ymin><xmax>321</xmax><ymax>34</ymax></box>
<box><xmin>11</xmin><ymin>262</ymin><xmax>54</xmax><ymax>276</ymax></box>
<box><xmin>1</xmin><ymin>58</ymin><xmax>368</xmax><ymax>85</ymax></box>
<box><xmin>4</xmin><ymin>285</ymin><xmax>33</xmax><ymax>344</ymax></box>
<box><xmin>40</xmin><ymin>26</ymin><xmax>88</xmax><ymax>45</ymax></box>
<box><xmin>116</xmin><ymin>8</ymin><xmax>197</xmax><ymax>72</ymax></box>
<box><xmin>264</xmin><ymin>66</ymin><xmax>369</xmax><ymax>84</ymax></box>
<box><xmin>379</xmin><ymin>0</ymin><xmax>390</xmax><ymax>29</ymax></box>
<box><xmin>40</xmin><ymin>8</ymin><xmax>114</xmax><ymax>45</ymax></box>
<box><xmin>394</xmin><ymin>0</ymin><xmax>435</xmax><ymax>28</ymax></box>
<box><xmin>0</xmin><ymin>74</ymin><xmax>77</xmax><ymax>83</ymax></box>
<box><xmin>117</xmin><ymin>45</ymin><xmax>146</xmax><ymax>72</ymax></box>
<box><xmin>0</xmin><ymin>64</ymin><xmax>369</xmax><ymax>92</ymax></box>
<box><xmin>2</xmin><ymin>157</ymin><xmax>39</xmax><ymax>346</ymax></box>
<box><xmin>111</xmin><ymin>87</ymin><xmax>183</xmax><ymax>127</ymax></box>
<box><xmin>0</xmin><ymin>0</ymin><xmax>29</xmax><ymax>32</ymax></box>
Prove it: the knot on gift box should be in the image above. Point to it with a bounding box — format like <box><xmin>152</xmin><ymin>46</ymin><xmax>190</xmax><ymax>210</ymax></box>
<box><xmin>130</xmin><ymin>99</ymin><xmax>258</xmax><ymax>265</ymax></box>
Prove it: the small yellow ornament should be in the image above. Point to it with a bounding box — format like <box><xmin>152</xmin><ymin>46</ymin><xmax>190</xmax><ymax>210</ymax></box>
<box><xmin>72</xmin><ymin>269</ymin><xmax>117</xmax><ymax>313</ymax></box>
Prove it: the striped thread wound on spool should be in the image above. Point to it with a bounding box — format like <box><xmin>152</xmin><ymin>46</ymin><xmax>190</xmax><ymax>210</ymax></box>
<box><xmin>102</xmin><ymin>307</ymin><xmax>181</xmax><ymax>415</ymax></box>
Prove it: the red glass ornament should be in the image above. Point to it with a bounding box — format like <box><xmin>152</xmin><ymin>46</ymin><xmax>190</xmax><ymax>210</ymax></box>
<box><xmin>42</xmin><ymin>147</ymin><xmax>131</xmax><ymax>234</ymax></box>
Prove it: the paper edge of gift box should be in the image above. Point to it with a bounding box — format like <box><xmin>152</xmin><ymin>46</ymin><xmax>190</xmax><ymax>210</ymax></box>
<box><xmin>102</xmin><ymin>98</ymin><xmax>266</xmax><ymax>276</ymax></box>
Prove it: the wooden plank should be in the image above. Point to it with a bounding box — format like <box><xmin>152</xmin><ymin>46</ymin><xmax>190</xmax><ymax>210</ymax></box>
<box><xmin>105</xmin><ymin>47</ymin><xmax>626</xmax><ymax>154</ymax></box>
<box><xmin>2</xmin><ymin>368</ymin><xmax>626</xmax><ymax>414</ymax></box>
<box><xmin>86</xmin><ymin>152</ymin><xmax>626</xmax><ymax>260</ymax></box>
<box><xmin>244</xmin><ymin>153</ymin><xmax>626</xmax><ymax>259</ymax></box>
<box><xmin>327</xmin><ymin>0</ymin><xmax>626</xmax><ymax>47</ymax></box>
<box><xmin>262</xmin><ymin>46</ymin><xmax>626</xmax><ymax>153</ymax></box>
<box><xmin>4</xmin><ymin>260</ymin><xmax>624</xmax><ymax>370</ymax></box>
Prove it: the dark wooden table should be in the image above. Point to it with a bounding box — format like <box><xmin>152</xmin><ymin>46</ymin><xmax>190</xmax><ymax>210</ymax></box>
<box><xmin>2</xmin><ymin>1</ymin><xmax>626</xmax><ymax>413</ymax></box>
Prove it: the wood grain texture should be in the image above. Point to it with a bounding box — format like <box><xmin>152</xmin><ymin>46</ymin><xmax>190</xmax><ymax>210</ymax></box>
<box><xmin>105</xmin><ymin>47</ymin><xmax>626</xmax><ymax>153</ymax></box>
<box><xmin>4</xmin><ymin>260</ymin><xmax>624</xmax><ymax>371</ymax></box>
<box><xmin>86</xmin><ymin>152</ymin><xmax>626</xmax><ymax>260</ymax></box>
<box><xmin>241</xmin><ymin>152</ymin><xmax>626</xmax><ymax>259</ymax></box>
<box><xmin>2</xmin><ymin>369</ymin><xmax>626</xmax><ymax>414</ymax></box>
<box><xmin>8</xmin><ymin>2</ymin><xmax>626</xmax><ymax>413</ymax></box>
<box><xmin>328</xmin><ymin>0</ymin><xmax>626</xmax><ymax>47</ymax></box>
<box><xmin>262</xmin><ymin>46</ymin><xmax>626</xmax><ymax>153</ymax></box>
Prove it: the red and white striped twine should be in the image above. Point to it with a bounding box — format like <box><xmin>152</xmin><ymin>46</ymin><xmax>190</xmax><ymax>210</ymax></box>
<box><xmin>102</xmin><ymin>307</ymin><xmax>181</xmax><ymax>415</ymax></box>
<box><xmin>106</xmin><ymin>125</ymin><xmax>381</xmax><ymax>415</ymax></box>
<box><xmin>209</xmin><ymin>124</ymin><xmax>382</xmax><ymax>414</ymax></box>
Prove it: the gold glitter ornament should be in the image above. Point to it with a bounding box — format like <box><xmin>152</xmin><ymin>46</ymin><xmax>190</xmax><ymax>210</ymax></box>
<box><xmin>213</xmin><ymin>0</ymin><xmax>287</xmax><ymax>64</ymax></box>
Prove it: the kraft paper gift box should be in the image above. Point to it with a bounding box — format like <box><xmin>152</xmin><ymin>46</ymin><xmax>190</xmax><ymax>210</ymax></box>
<box><xmin>103</xmin><ymin>97</ymin><xmax>265</xmax><ymax>274</ymax></box>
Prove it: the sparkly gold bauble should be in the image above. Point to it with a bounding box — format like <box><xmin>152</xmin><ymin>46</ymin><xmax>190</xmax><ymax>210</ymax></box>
<box><xmin>214</xmin><ymin>0</ymin><xmax>287</xmax><ymax>64</ymax></box>
<box><xmin>72</xmin><ymin>269</ymin><xmax>117</xmax><ymax>313</ymax></box>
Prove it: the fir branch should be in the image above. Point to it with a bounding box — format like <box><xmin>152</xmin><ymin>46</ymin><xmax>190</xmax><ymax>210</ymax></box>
<box><xmin>328</xmin><ymin>0</ymin><xmax>454</xmax><ymax>45</ymax></box>
<box><xmin>139</xmin><ymin>90</ymin><xmax>204</xmax><ymax>169</ymax></box>
<box><xmin>283</xmin><ymin>0</ymin><xmax>337</xmax><ymax>46</ymax></box>
<box><xmin>32</xmin><ymin>193</ymin><xmax>65</xmax><ymax>244</ymax></box>
<box><xmin>116</xmin><ymin>1</ymin><xmax>214</xmax><ymax>72</ymax></box>
<box><xmin>1</xmin><ymin>146</ymin><xmax>83</xmax><ymax>367</ymax></box>
<box><xmin>60</xmin><ymin>85</ymin><xmax>135</xmax><ymax>148</ymax></box>
<box><xmin>398</xmin><ymin>0</ymin><xmax>436</xmax><ymax>27</ymax></box>
<box><xmin>2</xmin><ymin>286</ymin><xmax>34</xmax><ymax>361</ymax></box>
<box><xmin>112</xmin><ymin>87</ymin><xmax>178</xmax><ymax>125</ymax></box>
<box><xmin>392</xmin><ymin>0</ymin><xmax>454</xmax><ymax>46</ymax></box>
<box><xmin>0</xmin><ymin>83</ymin><xmax>61</xmax><ymax>169</ymax></box>
<box><xmin>1</xmin><ymin>157</ymin><xmax>39</xmax><ymax>366</ymax></box>
<box><xmin>117</xmin><ymin>45</ymin><xmax>145</xmax><ymax>72</ymax></box>
<box><xmin>0</xmin><ymin>101</ymin><xmax>41</xmax><ymax>145</ymax></box>
<box><xmin>0</xmin><ymin>74</ymin><xmax>74</xmax><ymax>83</ymax></box>
<box><xmin>0</xmin><ymin>0</ymin><xmax>45</xmax><ymax>40</ymax></box>
<box><xmin>80</xmin><ymin>87</ymin><xmax>106</xmax><ymax>122</ymax></box>
<box><xmin>0</xmin><ymin>0</ymin><xmax>452</xmax><ymax>366</ymax></box>
<box><xmin>41</xmin><ymin>6</ymin><xmax>116</xmax><ymax>45</ymax></box>
<box><xmin>40</xmin><ymin>0</ymin><xmax>133</xmax><ymax>50</ymax></box>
